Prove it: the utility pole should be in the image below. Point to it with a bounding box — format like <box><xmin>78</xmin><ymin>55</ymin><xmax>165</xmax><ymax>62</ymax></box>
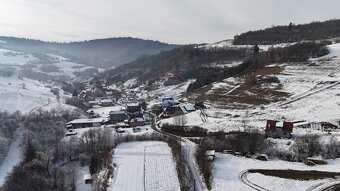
<box><xmin>179</xmin><ymin>135</ymin><xmax>182</xmax><ymax>164</ymax></box>
<box><xmin>193</xmin><ymin>179</ymin><xmax>196</xmax><ymax>191</ymax></box>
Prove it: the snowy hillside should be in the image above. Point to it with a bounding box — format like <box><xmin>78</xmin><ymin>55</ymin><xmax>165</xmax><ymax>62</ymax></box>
<box><xmin>161</xmin><ymin>43</ymin><xmax>340</xmax><ymax>133</ymax></box>
<box><xmin>0</xmin><ymin>47</ymin><xmax>102</xmax><ymax>113</ymax></box>
<box><xmin>0</xmin><ymin>74</ymin><xmax>73</xmax><ymax>113</ymax></box>
<box><xmin>199</xmin><ymin>39</ymin><xmax>295</xmax><ymax>51</ymax></box>
<box><xmin>0</xmin><ymin>48</ymin><xmax>102</xmax><ymax>81</ymax></box>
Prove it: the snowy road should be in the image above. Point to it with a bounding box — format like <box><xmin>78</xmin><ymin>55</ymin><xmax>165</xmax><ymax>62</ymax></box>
<box><xmin>0</xmin><ymin>139</ymin><xmax>22</xmax><ymax>187</ymax></box>
<box><xmin>110</xmin><ymin>141</ymin><xmax>180</xmax><ymax>191</ymax></box>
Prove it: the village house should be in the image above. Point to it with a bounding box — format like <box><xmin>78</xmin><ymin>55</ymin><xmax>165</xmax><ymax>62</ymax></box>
<box><xmin>99</xmin><ymin>98</ymin><xmax>114</xmax><ymax>107</ymax></box>
<box><xmin>163</xmin><ymin>103</ymin><xmax>196</xmax><ymax>118</ymax></box>
<box><xmin>126</xmin><ymin>102</ymin><xmax>142</xmax><ymax>118</ymax></box>
<box><xmin>88</xmin><ymin>100</ymin><xmax>100</xmax><ymax>108</ymax></box>
<box><xmin>102</xmin><ymin>110</ymin><xmax>129</xmax><ymax>124</ymax></box>
<box><xmin>265</xmin><ymin>120</ymin><xmax>293</xmax><ymax>138</ymax></box>
<box><xmin>66</xmin><ymin>118</ymin><xmax>103</xmax><ymax>129</ymax></box>
<box><xmin>129</xmin><ymin>117</ymin><xmax>145</xmax><ymax>127</ymax></box>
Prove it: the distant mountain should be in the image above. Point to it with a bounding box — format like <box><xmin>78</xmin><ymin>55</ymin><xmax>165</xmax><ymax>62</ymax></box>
<box><xmin>0</xmin><ymin>37</ymin><xmax>179</xmax><ymax>68</ymax></box>
<box><xmin>233</xmin><ymin>19</ymin><xmax>340</xmax><ymax>45</ymax></box>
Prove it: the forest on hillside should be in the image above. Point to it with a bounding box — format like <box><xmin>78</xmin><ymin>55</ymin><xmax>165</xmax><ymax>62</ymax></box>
<box><xmin>104</xmin><ymin>46</ymin><xmax>251</xmax><ymax>85</ymax></box>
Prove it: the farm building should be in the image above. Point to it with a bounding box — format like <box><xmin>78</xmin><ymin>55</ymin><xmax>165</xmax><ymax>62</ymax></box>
<box><xmin>126</xmin><ymin>102</ymin><xmax>142</xmax><ymax>118</ymax></box>
<box><xmin>84</xmin><ymin>174</ymin><xmax>92</xmax><ymax>184</ymax></box>
<box><xmin>163</xmin><ymin>104</ymin><xmax>196</xmax><ymax>118</ymax></box>
<box><xmin>88</xmin><ymin>100</ymin><xmax>100</xmax><ymax>108</ymax></box>
<box><xmin>265</xmin><ymin>120</ymin><xmax>293</xmax><ymax>138</ymax></box>
<box><xmin>66</xmin><ymin>118</ymin><xmax>103</xmax><ymax>129</ymax></box>
<box><xmin>102</xmin><ymin>110</ymin><xmax>129</xmax><ymax>124</ymax></box>
<box><xmin>206</xmin><ymin>150</ymin><xmax>216</xmax><ymax>160</ymax></box>
<box><xmin>163</xmin><ymin>106</ymin><xmax>183</xmax><ymax>118</ymax></box>
<box><xmin>99</xmin><ymin>98</ymin><xmax>114</xmax><ymax>107</ymax></box>
<box><xmin>129</xmin><ymin>117</ymin><xmax>145</xmax><ymax>127</ymax></box>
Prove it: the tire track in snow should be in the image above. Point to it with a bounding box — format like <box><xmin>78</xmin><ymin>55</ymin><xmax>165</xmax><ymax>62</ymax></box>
<box><xmin>238</xmin><ymin>170</ymin><xmax>270</xmax><ymax>191</ymax></box>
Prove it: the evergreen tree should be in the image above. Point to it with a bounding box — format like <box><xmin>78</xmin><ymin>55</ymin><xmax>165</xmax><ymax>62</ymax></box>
<box><xmin>253</xmin><ymin>44</ymin><xmax>260</xmax><ymax>54</ymax></box>
<box><xmin>24</xmin><ymin>139</ymin><xmax>36</xmax><ymax>162</ymax></box>
<box><xmin>89</xmin><ymin>156</ymin><xmax>98</xmax><ymax>175</ymax></box>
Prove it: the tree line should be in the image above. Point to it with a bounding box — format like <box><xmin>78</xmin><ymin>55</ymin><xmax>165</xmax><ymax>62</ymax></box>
<box><xmin>186</xmin><ymin>41</ymin><xmax>329</xmax><ymax>92</ymax></box>
<box><xmin>234</xmin><ymin>19</ymin><xmax>340</xmax><ymax>45</ymax></box>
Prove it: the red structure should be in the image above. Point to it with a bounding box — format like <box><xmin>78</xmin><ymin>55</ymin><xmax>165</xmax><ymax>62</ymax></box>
<box><xmin>265</xmin><ymin>120</ymin><xmax>277</xmax><ymax>131</ymax></box>
<box><xmin>265</xmin><ymin>120</ymin><xmax>294</xmax><ymax>138</ymax></box>
<box><xmin>282</xmin><ymin>121</ymin><xmax>294</xmax><ymax>133</ymax></box>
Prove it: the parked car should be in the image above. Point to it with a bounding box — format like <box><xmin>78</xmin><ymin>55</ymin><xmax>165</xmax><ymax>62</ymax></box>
<box><xmin>116</xmin><ymin>128</ymin><xmax>125</xmax><ymax>133</ymax></box>
<box><xmin>133</xmin><ymin>127</ymin><xmax>141</xmax><ymax>133</ymax></box>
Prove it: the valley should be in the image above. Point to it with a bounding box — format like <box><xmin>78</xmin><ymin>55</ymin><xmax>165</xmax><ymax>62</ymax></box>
<box><xmin>1</xmin><ymin>17</ymin><xmax>340</xmax><ymax>191</ymax></box>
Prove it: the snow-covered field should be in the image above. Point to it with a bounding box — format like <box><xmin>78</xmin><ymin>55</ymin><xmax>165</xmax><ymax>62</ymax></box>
<box><xmin>213</xmin><ymin>153</ymin><xmax>340</xmax><ymax>191</ymax></box>
<box><xmin>0</xmin><ymin>48</ymin><xmax>101</xmax><ymax>79</ymax></box>
<box><xmin>0</xmin><ymin>47</ymin><xmax>100</xmax><ymax>113</ymax></box>
<box><xmin>0</xmin><ymin>74</ymin><xmax>74</xmax><ymax>113</ymax></box>
<box><xmin>199</xmin><ymin>39</ymin><xmax>295</xmax><ymax>51</ymax></box>
<box><xmin>110</xmin><ymin>141</ymin><xmax>180</xmax><ymax>191</ymax></box>
<box><xmin>161</xmin><ymin>43</ymin><xmax>340</xmax><ymax>133</ymax></box>
<box><xmin>148</xmin><ymin>80</ymin><xmax>194</xmax><ymax>100</ymax></box>
<box><xmin>0</xmin><ymin>49</ymin><xmax>37</xmax><ymax>66</ymax></box>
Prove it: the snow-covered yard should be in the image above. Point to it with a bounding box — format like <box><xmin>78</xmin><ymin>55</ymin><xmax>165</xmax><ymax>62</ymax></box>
<box><xmin>87</xmin><ymin>105</ymin><xmax>125</xmax><ymax>118</ymax></box>
<box><xmin>110</xmin><ymin>141</ymin><xmax>180</xmax><ymax>191</ymax></box>
<box><xmin>212</xmin><ymin>153</ymin><xmax>340</xmax><ymax>191</ymax></box>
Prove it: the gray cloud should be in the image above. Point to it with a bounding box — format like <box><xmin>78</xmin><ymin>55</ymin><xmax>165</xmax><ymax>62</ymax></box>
<box><xmin>0</xmin><ymin>0</ymin><xmax>339</xmax><ymax>44</ymax></box>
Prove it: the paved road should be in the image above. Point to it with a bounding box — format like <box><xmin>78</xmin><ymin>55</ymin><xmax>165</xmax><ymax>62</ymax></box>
<box><xmin>149</xmin><ymin>112</ymin><xmax>207</xmax><ymax>191</ymax></box>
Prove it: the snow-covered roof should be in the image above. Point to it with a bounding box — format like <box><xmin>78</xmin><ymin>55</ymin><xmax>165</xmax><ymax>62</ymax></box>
<box><xmin>206</xmin><ymin>150</ymin><xmax>216</xmax><ymax>156</ymax></box>
<box><xmin>131</xmin><ymin>118</ymin><xmax>145</xmax><ymax>122</ymax></box>
<box><xmin>127</xmin><ymin>102</ymin><xmax>140</xmax><ymax>107</ymax></box>
<box><xmin>67</xmin><ymin>118</ymin><xmax>103</xmax><ymax>124</ymax></box>
<box><xmin>276</xmin><ymin>121</ymin><xmax>284</xmax><ymax>127</ymax></box>
<box><xmin>109</xmin><ymin>110</ymin><xmax>126</xmax><ymax>115</ymax></box>
<box><xmin>183</xmin><ymin>104</ymin><xmax>195</xmax><ymax>111</ymax></box>
<box><xmin>100</xmin><ymin>99</ymin><xmax>113</xmax><ymax>103</ymax></box>
<box><xmin>84</xmin><ymin>174</ymin><xmax>91</xmax><ymax>180</ymax></box>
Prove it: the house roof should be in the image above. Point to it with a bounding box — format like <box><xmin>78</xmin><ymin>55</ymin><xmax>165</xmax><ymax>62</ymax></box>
<box><xmin>183</xmin><ymin>104</ymin><xmax>195</xmax><ymax>111</ymax></box>
<box><xmin>84</xmin><ymin>174</ymin><xmax>91</xmax><ymax>180</ymax></box>
<box><xmin>109</xmin><ymin>110</ymin><xmax>126</xmax><ymax>115</ymax></box>
<box><xmin>67</xmin><ymin>118</ymin><xmax>103</xmax><ymax>124</ymax></box>
<box><xmin>206</xmin><ymin>150</ymin><xmax>216</xmax><ymax>156</ymax></box>
<box><xmin>130</xmin><ymin>117</ymin><xmax>145</xmax><ymax>122</ymax></box>
<box><xmin>276</xmin><ymin>121</ymin><xmax>284</xmax><ymax>127</ymax></box>
<box><xmin>100</xmin><ymin>99</ymin><xmax>113</xmax><ymax>103</ymax></box>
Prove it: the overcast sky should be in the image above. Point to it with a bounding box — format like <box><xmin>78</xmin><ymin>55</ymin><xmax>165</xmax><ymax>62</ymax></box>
<box><xmin>0</xmin><ymin>0</ymin><xmax>339</xmax><ymax>44</ymax></box>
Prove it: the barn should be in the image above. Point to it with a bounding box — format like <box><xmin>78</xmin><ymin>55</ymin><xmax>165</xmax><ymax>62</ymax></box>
<box><xmin>265</xmin><ymin>120</ymin><xmax>293</xmax><ymax>138</ymax></box>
